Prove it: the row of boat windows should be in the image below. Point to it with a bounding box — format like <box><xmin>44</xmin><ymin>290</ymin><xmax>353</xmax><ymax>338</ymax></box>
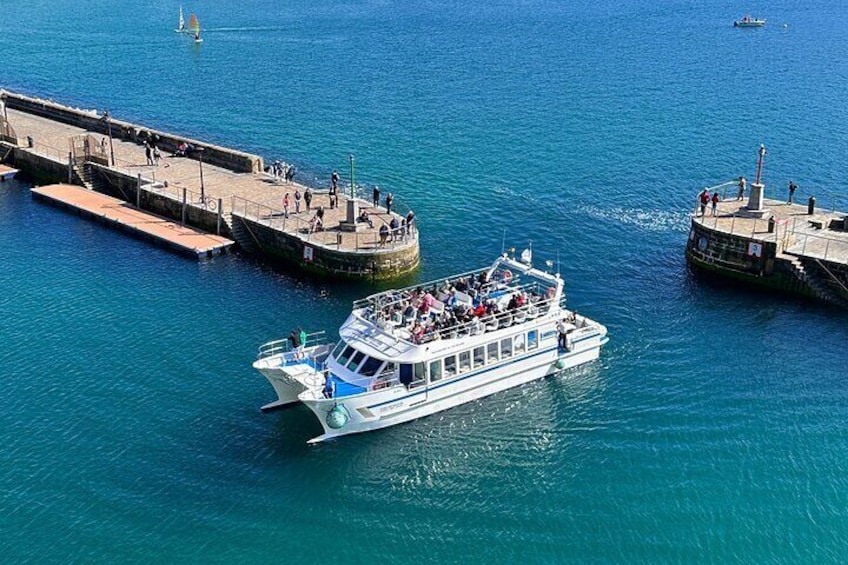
<box><xmin>332</xmin><ymin>329</ymin><xmax>544</xmax><ymax>386</ymax></box>
<box><xmin>406</xmin><ymin>329</ymin><xmax>540</xmax><ymax>385</ymax></box>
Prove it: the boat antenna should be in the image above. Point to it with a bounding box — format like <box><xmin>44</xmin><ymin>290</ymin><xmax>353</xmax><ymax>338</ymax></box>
<box><xmin>557</xmin><ymin>249</ymin><xmax>561</xmax><ymax>276</ymax></box>
<box><xmin>501</xmin><ymin>228</ymin><xmax>506</xmax><ymax>256</ymax></box>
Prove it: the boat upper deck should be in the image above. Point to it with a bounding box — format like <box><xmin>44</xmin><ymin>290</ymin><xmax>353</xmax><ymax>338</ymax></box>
<box><xmin>345</xmin><ymin>256</ymin><xmax>564</xmax><ymax>349</ymax></box>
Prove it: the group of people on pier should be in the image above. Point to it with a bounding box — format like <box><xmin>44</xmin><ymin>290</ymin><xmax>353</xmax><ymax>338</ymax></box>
<box><xmin>363</xmin><ymin>270</ymin><xmax>553</xmax><ymax>344</ymax></box>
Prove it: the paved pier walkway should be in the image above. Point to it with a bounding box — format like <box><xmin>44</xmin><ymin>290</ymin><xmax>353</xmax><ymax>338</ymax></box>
<box><xmin>6</xmin><ymin>107</ymin><xmax>415</xmax><ymax>252</ymax></box>
<box><xmin>32</xmin><ymin>184</ymin><xmax>233</xmax><ymax>258</ymax></box>
<box><xmin>692</xmin><ymin>195</ymin><xmax>848</xmax><ymax>264</ymax></box>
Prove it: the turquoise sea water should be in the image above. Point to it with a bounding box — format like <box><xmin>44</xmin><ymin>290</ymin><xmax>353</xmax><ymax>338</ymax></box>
<box><xmin>3</xmin><ymin>0</ymin><xmax>848</xmax><ymax>562</ymax></box>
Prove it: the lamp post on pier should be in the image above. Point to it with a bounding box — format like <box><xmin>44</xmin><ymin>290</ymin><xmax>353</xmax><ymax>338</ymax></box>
<box><xmin>196</xmin><ymin>146</ymin><xmax>206</xmax><ymax>203</ymax></box>
<box><xmin>102</xmin><ymin>109</ymin><xmax>115</xmax><ymax>166</ymax></box>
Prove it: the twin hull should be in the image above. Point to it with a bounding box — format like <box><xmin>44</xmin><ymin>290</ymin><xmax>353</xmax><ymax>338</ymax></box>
<box><xmin>300</xmin><ymin>339</ymin><xmax>602</xmax><ymax>443</ymax></box>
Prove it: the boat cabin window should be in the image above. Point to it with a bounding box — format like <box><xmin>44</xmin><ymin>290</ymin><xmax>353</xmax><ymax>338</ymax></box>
<box><xmin>527</xmin><ymin>330</ymin><xmax>538</xmax><ymax>350</ymax></box>
<box><xmin>336</xmin><ymin>344</ymin><xmax>355</xmax><ymax>366</ymax></box>
<box><xmin>473</xmin><ymin>346</ymin><xmax>485</xmax><ymax>369</ymax></box>
<box><xmin>413</xmin><ymin>363</ymin><xmax>426</xmax><ymax>387</ymax></box>
<box><xmin>359</xmin><ymin>356</ymin><xmax>385</xmax><ymax>377</ymax></box>
<box><xmin>444</xmin><ymin>355</ymin><xmax>457</xmax><ymax>378</ymax></box>
<box><xmin>501</xmin><ymin>338</ymin><xmax>512</xmax><ymax>359</ymax></box>
<box><xmin>429</xmin><ymin>359</ymin><xmax>442</xmax><ymax>382</ymax></box>
<box><xmin>487</xmin><ymin>342</ymin><xmax>499</xmax><ymax>364</ymax></box>
<box><xmin>459</xmin><ymin>351</ymin><xmax>471</xmax><ymax>374</ymax></box>
<box><xmin>399</xmin><ymin>363</ymin><xmax>426</xmax><ymax>388</ymax></box>
<box><xmin>346</xmin><ymin>350</ymin><xmax>366</xmax><ymax>372</ymax></box>
<box><xmin>514</xmin><ymin>334</ymin><xmax>525</xmax><ymax>355</ymax></box>
<box><xmin>331</xmin><ymin>340</ymin><xmax>347</xmax><ymax>359</ymax></box>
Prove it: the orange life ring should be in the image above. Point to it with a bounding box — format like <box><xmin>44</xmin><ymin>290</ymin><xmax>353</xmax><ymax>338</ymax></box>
<box><xmin>501</xmin><ymin>270</ymin><xmax>513</xmax><ymax>282</ymax></box>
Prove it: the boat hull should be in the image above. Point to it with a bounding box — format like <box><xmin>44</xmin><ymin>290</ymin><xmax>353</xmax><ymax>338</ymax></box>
<box><xmin>300</xmin><ymin>336</ymin><xmax>605</xmax><ymax>443</ymax></box>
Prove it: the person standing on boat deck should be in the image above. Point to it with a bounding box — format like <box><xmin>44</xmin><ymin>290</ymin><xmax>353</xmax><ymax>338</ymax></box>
<box><xmin>711</xmin><ymin>191</ymin><xmax>720</xmax><ymax>216</ymax></box>
<box><xmin>298</xmin><ymin>328</ymin><xmax>307</xmax><ymax>359</ymax></box>
<box><xmin>289</xmin><ymin>329</ymin><xmax>300</xmax><ymax>355</ymax></box>
<box><xmin>304</xmin><ymin>187</ymin><xmax>312</xmax><ymax>211</ymax></box>
<box><xmin>737</xmin><ymin>176</ymin><xmax>747</xmax><ymax>200</ymax></box>
<box><xmin>556</xmin><ymin>318</ymin><xmax>568</xmax><ymax>350</ymax></box>
<box><xmin>699</xmin><ymin>189</ymin><xmax>709</xmax><ymax>216</ymax></box>
<box><xmin>283</xmin><ymin>193</ymin><xmax>291</xmax><ymax>218</ymax></box>
<box><xmin>372</xmin><ymin>185</ymin><xmax>380</xmax><ymax>208</ymax></box>
<box><xmin>294</xmin><ymin>189</ymin><xmax>302</xmax><ymax>213</ymax></box>
<box><xmin>386</xmin><ymin>192</ymin><xmax>394</xmax><ymax>215</ymax></box>
<box><xmin>788</xmin><ymin>180</ymin><xmax>797</xmax><ymax>204</ymax></box>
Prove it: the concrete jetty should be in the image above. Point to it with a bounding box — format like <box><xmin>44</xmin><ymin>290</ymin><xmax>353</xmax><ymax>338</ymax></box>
<box><xmin>0</xmin><ymin>90</ymin><xmax>419</xmax><ymax>278</ymax></box>
<box><xmin>686</xmin><ymin>169</ymin><xmax>848</xmax><ymax>307</ymax></box>
<box><xmin>32</xmin><ymin>184</ymin><xmax>233</xmax><ymax>258</ymax></box>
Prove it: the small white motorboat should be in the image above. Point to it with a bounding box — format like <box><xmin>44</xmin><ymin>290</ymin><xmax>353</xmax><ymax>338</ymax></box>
<box><xmin>734</xmin><ymin>16</ymin><xmax>766</xmax><ymax>27</ymax></box>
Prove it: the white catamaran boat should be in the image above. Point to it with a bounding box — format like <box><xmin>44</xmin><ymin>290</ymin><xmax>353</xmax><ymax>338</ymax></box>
<box><xmin>253</xmin><ymin>251</ymin><xmax>608</xmax><ymax>443</ymax></box>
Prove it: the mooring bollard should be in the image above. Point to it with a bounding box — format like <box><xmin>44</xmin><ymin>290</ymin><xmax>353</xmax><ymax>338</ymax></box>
<box><xmin>808</xmin><ymin>196</ymin><xmax>816</xmax><ymax>215</ymax></box>
<box><xmin>768</xmin><ymin>217</ymin><xmax>775</xmax><ymax>233</ymax></box>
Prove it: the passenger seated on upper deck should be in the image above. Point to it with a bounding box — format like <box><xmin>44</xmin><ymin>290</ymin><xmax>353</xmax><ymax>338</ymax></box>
<box><xmin>478</xmin><ymin>270</ymin><xmax>489</xmax><ymax>286</ymax></box>
<box><xmin>473</xmin><ymin>302</ymin><xmax>486</xmax><ymax>317</ymax></box>
<box><xmin>515</xmin><ymin>293</ymin><xmax>526</xmax><ymax>307</ymax></box>
<box><xmin>411</xmin><ymin>321</ymin><xmax>424</xmax><ymax>343</ymax></box>
<box><xmin>402</xmin><ymin>303</ymin><xmax>416</xmax><ymax>323</ymax></box>
<box><xmin>507</xmin><ymin>295</ymin><xmax>519</xmax><ymax>310</ymax></box>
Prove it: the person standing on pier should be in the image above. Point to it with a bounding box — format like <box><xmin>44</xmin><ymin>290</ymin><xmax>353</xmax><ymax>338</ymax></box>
<box><xmin>737</xmin><ymin>176</ymin><xmax>746</xmax><ymax>201</ymax></box>
<box><xmin>304</xmin><ymin>187</ymin><xmax>313</xmax><ymax>211</ymax></box>
<box><xmin>699</xmin><ymin>189</ymin><xmax>709</xmax><ymax>216</ymax></box>
<box><xmin>373</xmin><ymin>185</ymin><xmax>380</xmax><ymax>208</ymax></box>
<box><xmin>331</xmin><ymin>170</ymin><xmax>340</xmax><ymax>192</ymax></box>
<box><xmin>406</xmin><ymin>210</ymin><xmax>415</xmax><ymax>235</ymax></box>
<box><xmin>152</xmin><ymin>145</ymin><xmax>161</xmax><ymax>166</ymax></box>
<box><xmin>788</xmin><ymin>180</ymin><xmax>797</xmax><ymax>204</ymax></box>
<box><xmin>386</xmin><ymin>192</ymin><xmax>394</xmax><ymax>215</ymax></box>
<box><xmin>329</xmin><ymin>183</ymin><xmax>337</xmax><ymax>209</ymax></box>
<box><xmin>283</xmin><ymin>193</ymin><xmax>291</xmax><ymax>218</ymax></box>
<box><xmin>145</xmin><ymin>142</ymin><xmax>153</xmax><ymax>166</ymax></box>
<box><xmin>711</xmin><ymin>191</ymin><xmax>720</xmax><ymax>216</ymax></box>
<box><xmin>294</xmin><ymin>189</ymin><xmax>302</xmax><ymax>213</ymax></box>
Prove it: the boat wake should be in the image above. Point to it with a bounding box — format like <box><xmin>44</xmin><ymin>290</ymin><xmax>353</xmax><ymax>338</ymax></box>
<box><xmin>577</xmin><ymin>205</ymin><xmax>690</xmax><ymax>233</ymax></box>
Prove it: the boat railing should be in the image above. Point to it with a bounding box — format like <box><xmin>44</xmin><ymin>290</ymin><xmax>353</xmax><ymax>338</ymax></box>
<box><xmin>351</xmin><ymin>267</ymin><xmax>495</xmax><ymax>310</ymax></box>
<box><xmin>256</xmin><ymin>330</ymin><xmax>328</xmax><ymax>359</ymax></box>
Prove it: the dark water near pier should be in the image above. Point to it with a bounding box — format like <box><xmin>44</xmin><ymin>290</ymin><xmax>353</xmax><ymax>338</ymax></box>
<box><xmin>2</xmin><ymin>0</ymin><xmax>848</xmax><ymax>561</ymax></box>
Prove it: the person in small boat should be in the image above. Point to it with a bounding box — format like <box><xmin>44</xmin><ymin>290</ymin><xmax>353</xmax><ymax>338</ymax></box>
<box><xmin>194</xmin><ymin>32</ymin><xmax>200</xmax><ymax>41</ymax></box>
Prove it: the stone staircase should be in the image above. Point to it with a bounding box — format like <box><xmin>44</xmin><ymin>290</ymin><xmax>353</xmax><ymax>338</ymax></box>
<box><xmin>784</xmin><ymin>254</ymin><xmax>848</xmax><ymax>308</ymax></box>
<box><xmin>71</xmin><ymin>162</ymin><xmax>106</xmax><ymax>193</ymax></box>
<box><xmin>229</xmin><ymin>213</ymin><xmax>260</xmax><ymax>254</ymax></box>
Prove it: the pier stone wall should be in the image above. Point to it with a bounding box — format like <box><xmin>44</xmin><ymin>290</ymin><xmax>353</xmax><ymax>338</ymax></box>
<box><xmin>686</xmin><ymin>219</ymin><xmax>811</xmax><ymax>296</ymax></box>
<box><xmin>235</xmin><ymin>215</ymin><xmax>420</xmax><ymax>279</ymax></box>
<box><xmin>93</xmin><ymin>166</ymin><xmax>226</xmax><ymax>237</ymax></box>
<box><xmin>5</xmin><ymin>145</ymin><xmax>70</xmax><ymax>185</ymax></box>
<box><xmin>6</xmin><ymin>93</ymin><xmax>263</xmax><ymax>174</ymax></box>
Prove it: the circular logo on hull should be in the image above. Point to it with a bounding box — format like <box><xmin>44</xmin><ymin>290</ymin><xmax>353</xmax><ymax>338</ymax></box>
<box><xmin>697</xmin><ymin>236</ymin><xmax>708</xmax><ymax>251</ymax></box>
